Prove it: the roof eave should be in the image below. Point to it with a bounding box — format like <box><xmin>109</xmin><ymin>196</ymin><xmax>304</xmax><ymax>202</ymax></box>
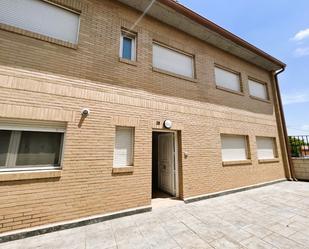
<box><xmin>117</xmin><ymin>0</ymin><xmax>286</xmax><ymax>71</ymax></box>
<box><xmin>158</xmin><ymin>0</ymin><xmax>286</xmax><ymax>69</ymax></box>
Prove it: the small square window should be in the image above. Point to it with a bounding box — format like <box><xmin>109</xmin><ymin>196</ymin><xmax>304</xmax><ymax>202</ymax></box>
<box><xmin>215</xmin><ymin>66</ymin><xmax>242</xmax><ymax>93</ymax></box>
<box><xmin>249</xmin><ymin>79</ymin><xmax>269</xmax><ymax>100</ymax></box>
<box><xmin>256</xmin><ymin>137</ymin><xmax>278</xmax><ymax>160</ymax></box>
<box><xmin>221</xmin><ymin>134</ymin><xmax>250</xmax><ymax>162</ymax></box>
<box><xmin>120</xmin><ymin>30</ymin><xmax>136</xmax><ymax>61</ymax></box>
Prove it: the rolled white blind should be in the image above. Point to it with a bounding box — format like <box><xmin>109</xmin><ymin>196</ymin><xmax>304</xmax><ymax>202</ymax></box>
<box><xmin>0</xmin><ymin>118</ymin><xmax>66</xmax><ymax>132</ymax></box>
<box><xmin>153</xmin><ymin>43</ymin><xmax>194</xmax><ymax>78</ymax></box>
<box><xmin>221</xmin><ymin>135</ymin><xmax>248</xmax><ymax>161</ymax></box>
<box><xmin>215</xmin><ymin>67</ymin><xmax>241</xmax><ymax>92</ymax></box>
<box><xmin>114</xmin><ymin>127</ymin><xmax>134</xmax><ymax>167</ymax></box>
<box><xmin>249</xmin><ymin>79</ymin><xmax>268</xmax><ymax>100</ymax></box>
<box><xmin>256</xmin><ymin>137</ymin><xmax>276</xmax><ymax>159</ymax></box>
<box><xmin>0</xmin><ymin>0</ymin><xmax>80</xmax><ymax>44</ymax></box>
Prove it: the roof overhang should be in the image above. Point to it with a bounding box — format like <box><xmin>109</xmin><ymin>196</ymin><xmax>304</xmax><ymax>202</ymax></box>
<box><xmin>117</xmin><ymin>0</ymin><xmax>286</xmax><ymax>71</ymax></box>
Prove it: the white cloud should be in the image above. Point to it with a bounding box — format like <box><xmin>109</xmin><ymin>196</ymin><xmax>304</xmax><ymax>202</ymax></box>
<box><xmin>282</xmin><ymin>92</ymin><xmax>309</xmax><ymax>105</ymax></box>
<box><xmin>294</xmin><ymin>47</ymin><xmax>309</xmax><ymax>57</ymax></box>
<box><xmin>292</xmin><ymin>28</ymin><xmax>309</xmax><ymax>41</ymax></box>
<box><xmin>301</xmin><ymin>125</ymin><xmax>309</xmax><ymax>131</ymax></box>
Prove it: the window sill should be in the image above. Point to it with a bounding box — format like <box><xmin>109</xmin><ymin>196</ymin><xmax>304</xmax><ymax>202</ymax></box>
<box><xmin>0</xmin><ymin>23</ymin><xmax>77</xmax><ymax>49</ymax></box>
<box><xmin>112</xmin><ymin>166</ymin><xmax>134</xmax><ymax>174</ymax></box>
<box><xmin>249</xmin><ymin>95</ymin><xmax>271</xmax><ymax>103</ymax></box>
<box><xmin>119</xmin><ymin>57</ymin><xmax>137</xmax><ymax>66</ymax></box>
<box><xmin>0</xmin><ymin>170</ymin><xmax>62</xmax><ymax>182</ymax></box>
<box><xmin>216</xmin><ymin>86</ymin><xmax>244</xmax><ymax>96</ymax></box>
<box><xmin>152</xmin><ymin>67</ymin><xmax>197</xmax><ymax>83</ymax></box>
<box><xmin>258</xmin><ymin>158</ymin><xmax>280</xmax><ymax>164</ymax></box>
<box><xmin>222</xmin><ymin>160</ymin><xmax>252</xmax><ymax>167</ymax></box>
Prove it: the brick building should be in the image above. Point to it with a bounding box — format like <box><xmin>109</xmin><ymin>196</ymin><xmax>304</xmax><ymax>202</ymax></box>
<box><xmin>0</xmin><ymin>0</ymin><xmax>292</xmax><ymax>236</ymax></box>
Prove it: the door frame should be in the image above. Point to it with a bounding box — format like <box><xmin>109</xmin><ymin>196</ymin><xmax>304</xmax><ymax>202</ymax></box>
<box><xmin>152</xmin><ymin>129</ymin><xmax>179</xmax><ymax>198</ymax></box>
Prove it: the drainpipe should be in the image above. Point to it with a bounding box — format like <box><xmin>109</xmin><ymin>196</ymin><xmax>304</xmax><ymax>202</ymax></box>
<box><xmin>273</xmin><ymin>67</ymin><xmax>296</xmax><ymax>181</ymax></box>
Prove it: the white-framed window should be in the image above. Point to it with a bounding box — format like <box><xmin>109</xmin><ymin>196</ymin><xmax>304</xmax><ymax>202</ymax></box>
<box><xmin>152</xmin><ymin>42</ymin><xmax>195</xmax><ymax>78</ymax></box>
<box><xmin>221</xmin><ymin>134</ymin><xmax>249</xmax><ymax>162</ymax></box>
<box><xmin>215</xmin><ymin>66</ymin><xmax>242</xmax><ymax>92</ymax></box>
<box><xmin>0</xmin><ymin>0</ymin><xmax>80</xmax><ymax>44</ymax></box>
<box><xmin>114</xmin><ymin>127</ymin><xmax>134</xmax><ymax>167</ymax></box>
<box><xmin>248</xmin><ymin>79</ymin><xmax>269</xmax><ymax>100</ymax></box>
<box><xmin>120</xmin><ymin>30</ymin><xmax>136</xmax><ymax>61</ymax></box>
<box><xmin>0</xmin><ymin>121</ymin><xmax>65</xmax><ymax>171</ymax></box>
<box><xmin>256</xmin><ymin>137</ymin><xmax>277</xmax><ymax>160</ymax></box>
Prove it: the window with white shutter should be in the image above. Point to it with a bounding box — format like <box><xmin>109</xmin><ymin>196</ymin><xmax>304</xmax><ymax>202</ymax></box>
<box><xmin>114</xmin><ymin>127</ymin><xmax>134</xmax><ymax>167</ymax></box>
<box><xmin>249</xmin><ymin>79</ymin><xmax>269</xmax><ymax>100</ymax></box>
<box><xmin>0</xmin><ymin>0</ymin><xmax>80</xmax><ymax>44</ymax></box>
<box><xmin>153</xmin><ymin>43</ymin><xmax>194</xmax><ymax>78</ymax></box>
<box><xmin>215</xmin><ymin>67</ymin><xmax>241</xmax><ymax>92</ymax></box>
<box><xmin>256</xmin><ymin>137</ymin><xmax>277</xmax><ymax>160</ymax></box>
<box><xmin>221</xmin><ymin>135</ymin><xmax>249</xmax><ymax>162</ymax></box>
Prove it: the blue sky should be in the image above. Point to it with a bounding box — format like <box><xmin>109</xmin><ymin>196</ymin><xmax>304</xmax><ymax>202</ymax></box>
<box><xmin>179</xmin><ymin>0</ymin><xmax>309</xmax><ymax>135</ymax></box>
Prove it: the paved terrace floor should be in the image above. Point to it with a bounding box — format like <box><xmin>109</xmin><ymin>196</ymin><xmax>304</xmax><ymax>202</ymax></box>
<box><xmin>1</xmin><ymin>181</ymin><xmax>309</xmax><ymax>249</ymax></box>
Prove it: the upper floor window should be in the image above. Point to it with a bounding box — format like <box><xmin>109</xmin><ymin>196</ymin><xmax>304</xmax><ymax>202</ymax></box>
<box><xmin>215</xmin><ymin>66</ymin><xmax>242</xmax><ymax>93</ymax></box>
<box><xmin>120</xmin><ymin>30</ymin><xmax>136</xmax><ymax>61</ymax></box>
<box><xmin>0</xmin><ymin>0</ymin><xmax>80</xmax><ymax>44</ymax></box>
<box><xmin>249</xmin><ymin>78</ymin><xmax>269</xmax><ymax>100</ymax></box>
<box><xmin>152</xmin><ymin>42</ymin><xmax>195</xmax><ymax>78</ymax></box>
<box><xmin>0</xmin><ymin>121</ymin><xmax>65</xmax><ymax>172</ymax></box>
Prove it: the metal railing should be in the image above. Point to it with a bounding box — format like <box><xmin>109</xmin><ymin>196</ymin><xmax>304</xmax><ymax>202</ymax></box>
<box><xmin>289</xmin><ymin>135</ymin><xmax>309</xmax><ymax>158</ymax></box>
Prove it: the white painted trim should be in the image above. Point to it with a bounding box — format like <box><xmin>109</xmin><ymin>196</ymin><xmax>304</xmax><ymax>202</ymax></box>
<box><xmin>119</xmin><ymin>31</ymin><xmax>136</xmax><ymax>61</ymax></box>
<box><xmin>153</xmin><ymin>129</ymin><xmax>179</xmax><ymax>198</ymax></box>
<box><xmin>0</xmin><ymin>166</ymin><xmax>61</xmax><ymax>173</ymax></box>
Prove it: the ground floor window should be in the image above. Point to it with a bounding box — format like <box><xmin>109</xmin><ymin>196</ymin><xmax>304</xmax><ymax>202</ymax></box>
<box><xmin>0</xmin><ymin>129</ymin><xmax>64</xmax><ymax>171</ymax></box>
<box><xmin>221</xmin><ymin>134</ymin><xmax>250</xmax><ymax>162</ymax></box>
<box><xmin>113</xmin><ymin>127</ymin><xmax>134</xmax><ymax>167</ymax></box>
<box><xmin>256</xmin><ymin>137</ymin><xmax>277</xmax><ymax>159</ymax></box>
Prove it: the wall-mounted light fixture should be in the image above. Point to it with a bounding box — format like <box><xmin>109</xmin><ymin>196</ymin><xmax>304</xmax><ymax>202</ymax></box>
<box><xmin>164</xmin><ymin>119</ymin><xmax>172</xmax><ymax>129</ymax></box>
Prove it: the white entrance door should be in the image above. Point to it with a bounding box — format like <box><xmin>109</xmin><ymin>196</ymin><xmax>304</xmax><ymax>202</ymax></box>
<box><xmin>158</xmin><ymin>133</ymin><xmax>175</xmax><ymax>196</ymax></box>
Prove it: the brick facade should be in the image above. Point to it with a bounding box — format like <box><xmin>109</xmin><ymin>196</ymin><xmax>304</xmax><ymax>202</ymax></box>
<box><xmin>0</xmin><ymin>0</ymin><xmax>287</xmax><ymax>233</ymax></box>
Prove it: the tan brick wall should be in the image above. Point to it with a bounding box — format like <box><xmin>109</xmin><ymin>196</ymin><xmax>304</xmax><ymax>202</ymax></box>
<box><xmin>0</xmin><ymin>0</ymin><xmax>286</xmax><ymax>233</ymax></box>
<box><xmin>293</xmin><ymin>159</ymin><xmax>309</xmax><ymax>180</ymax></box>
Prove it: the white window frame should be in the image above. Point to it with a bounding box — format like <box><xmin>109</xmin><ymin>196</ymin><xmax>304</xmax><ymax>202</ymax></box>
<box><xmin>0</xmin><ymin>125</ymin><xmax>65</xmax><ymax>172</ymax></box>
<box><xmin>248</xmin><ymin>78</ymin><xmax>269</xmax><ymax>101</ymax></box>
<box><xmin>152</xmin><ymin>41</ymin><xmax>195</xmax><ymax>79</ymax></box>
<box><xmin>256</xmin><ymin>136</ymin><xmax>278</xmax><ymax>160</ymax></box>
<box><xmin>113</xmin><ymin>126</ymin><xmax>135</xmax><ymax>168</ymax></box>
<box><xmin>214</xmin><ymin>65</ymin><xmax>242</xmax><ymax>93</ymax></box>
<box><xmin>220</xmin><ymin>134</ymin><xmax>250</xmax><ymax>162</ymax></box>
<box><xmin>120</xmin><ymin>29</ymin><xmax>136</xmax><ymax>61</ymax></box>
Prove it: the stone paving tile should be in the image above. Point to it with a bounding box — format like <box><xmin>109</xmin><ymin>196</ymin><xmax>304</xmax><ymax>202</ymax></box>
<box><xmin>170</xmin><ymin>230</ymin><xmax>213</xmax><ymax>248</ymax></box>
<box><xmin>1</xmin><ymin>181</ymin><xmax>309</xmax><ymax>249</ymax></box>
<box><xmin>289</xmin><ymin>231</ymin><xmax>309</xmax><ymax>247</ymax></box>
<box><xmin>242</xmin><ymin>224</ymin><xmax>273</xmax><ymax>239</ymax></box>
<box><xmin>263</xmin><ymin>232</ymin><xmax>306</xmax><ymax>249</ymax></box>
<box><xmin>210</xmin><ymin>237</ymin><xmax>244</xmax><ymax>249</ymax></box>
<box><xmin>240</xmin><ymin>236</ymin><xmax>276</xmax><ymax>249</ymax></box>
